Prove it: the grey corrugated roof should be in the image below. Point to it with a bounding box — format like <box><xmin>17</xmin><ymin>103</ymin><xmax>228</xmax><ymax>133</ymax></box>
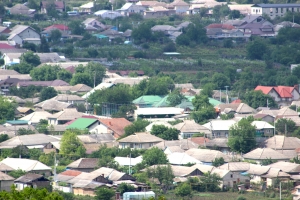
<box><xmin>254</xmin><ymin>4</ymin><xmax>300</xmax><ymax>8</ymax></box>
<box><xmin>268</xmin><ymin>161</ymin><xmax>300</xmax><ymax>173</ymax></box>
<box><xmin>67</xmin><ymin>158</ymin><xmax>98</xmax><ymax>169</ymax></box>
<box><xmin>185</xmin><ymin>148</ymin><xmax>231</xmax><ymax>162</ymax></box>
<box><xmin>119</xmin><ymin>132</ymin><xmax>163</xmax><ymax>143</ymax></box>
<box><xmin>243</xmin><ymin>148</ymin><xmax>289</xmax><ymax>160</ymax></box>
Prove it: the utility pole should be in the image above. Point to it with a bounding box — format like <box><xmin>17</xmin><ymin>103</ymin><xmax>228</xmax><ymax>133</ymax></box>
<box><xmin>225</xmin><ymin>86</ymin><xmax>229</xmax><ymax>104</ymax></box>
<box><xmin>279</xmin><ymin>181</ymin><xmax>281</xmax><ymax>200</ymax></box>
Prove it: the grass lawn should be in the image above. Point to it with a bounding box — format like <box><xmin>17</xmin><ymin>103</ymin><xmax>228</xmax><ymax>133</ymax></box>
<box><xmin>164</xmin><ymin>191</ymin><xmax>290</xmax><ymax>200</ymax></box>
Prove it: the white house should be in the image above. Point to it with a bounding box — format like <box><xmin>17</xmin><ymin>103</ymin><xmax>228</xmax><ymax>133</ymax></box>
<box><xmin>8</xmin><ymin>25</ymin><xmax>40</xmax><ymax>46</ymax></box>
<box><xmin>169</xmin><ymin>0</ymin><xmax>189</xmax><ymax>14</ymax></box>
<box><xmin>251</xmin><ymin>4</ymin><xmax>300</xmax><ymax>19</ymax></box>
<box><xmin>94</xmin><ymin>10</ymin><xmax>123</xmax><ymax>19</ymax></box>
<box><xmin>202</xmin><ymin>120</ymin><xmax>237</xmax><ymax>139</ymax></box>
<box><xmin>118</xmin><ymin>3</ymin><xmax>146</xmax><ymax>16</ymax></box>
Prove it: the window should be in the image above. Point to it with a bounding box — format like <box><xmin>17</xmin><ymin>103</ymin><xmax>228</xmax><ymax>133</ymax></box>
<box><xmin>281</xmin><ymin>8</ymin><xmax>283</xmax><ymax>13</ymax></box>
<box><xmin>276</xmin><ymin>8</ymin><xmax>278</xmax><ymax>13</ymax></box>
<box><xmin>130</xmin><ymin>143</ymin><xmax>134</xmax><ymax>148</ymax></box>
<box><xmin>122</xmin><ymin>143</ymin><xmax>126</xmax><ymax>148</ymax></box>
<box><xmin>230</xmin><ymin>174</ymin><xmax>233</xmax><ymax>178</ymax></box>
<box><xmin>139</xmin><ymin>144</ymin><xmax>142</xmax><ymax>148</ymax></box>
<box><xmin>270</xmin><ymin>8</ymin><xmax>273</xmax><ymax>13</ymax></box>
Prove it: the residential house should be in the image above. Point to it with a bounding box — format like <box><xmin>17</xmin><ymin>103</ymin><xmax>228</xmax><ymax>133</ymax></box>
<box><xmin>67</xmin><ymin>158</ymin><xmax>99</xmax><ymax>172</ymax></box>
<box><xmin>251</xmin><ymin>4</ymin><xmax>300</xmax><ymax>19</ymax></box>
<box><xmin>185</xmin><ymin>148</ymin><xmax>231</xmax><ymax>164</ymax></box>
<box><xmin>0</xmin><ymin>124</ymin><xmax>36</xmax><ymax>138</ymax></box>
<box><xmin>77</xmin><ymin>133</ymin><xmax>116</xmax><ymax>151</ymax></box>
<box><xmin>114</xmin><ymin>156</ymin><xmax>143</xmax><ymax>166</ymax></box>
<box><xmin>256</xmin><ymin>107</ymin><xmax>298</xmax><ymax>119</ymax></box>
<box><xmin>5</xmin><ymin>95</ymin><xmax>27</xmax><ymax>106</ymax></box>
<box><xmin>136</xmin><ymin>1</ymin><xmax>167</xmax><ymax>9</ymax></box>
<box><xmin>253</xmin><ymin>113</ymin><xmax>275</xmax><ymax>123</ymax></box>
<box><xmin>19</xmin><ymin>111</ymin><xmax>52</xmax><ymax>126</ymax></box>
<box><xmin>255</xmin><ymin>85</ymin><xmax>300</xmax><ymax>106</ymax></box>
<box><xmin>219</xmin><ymin>162</ymin><xmax>251</xmax><ymax>187</ymax></box>
<box><xmin>0</xmin><ymin>134</ymin><xmax>59</xmax><ymax>149</ymax></box>
<box><xmin>188</xmin><ymin>137</ymin><xmax>210</xmax><ymax>147</ymax></box>
<box><xmin>34</xmin><ymin>99</ymin><xmax>74</xmax><ymax>113</ymax></box>
<box><xmin>99</xmin><ymin>29</ymin><xmax>123</xmax><ymax>40</ymax></box>
<box><xmin>48</xmin><ymin>108</ymin><xmax>84</xmax><ymax>125</ymax></box>
<box><xmin>168</xmin><ymin>0</ymin><xmax>189</xmax><ymax>14</ymax></box>
<box><xmin>8</xmin><ymin>4</ymin><xmax>36</xmax><ymax>17</ymax></box>
<box><xmin>218</xmin><ymin>103</ymin><xmax>256</xmax><ymax>115</ymax></box>
<box><xmin>175</xmin><ymin>83</ymin><xmax>194</xmax><ymax>90</ymax></box>
<box><xmin>206</xmin><ymin>138</ymin><xmax>230</xmax><ymax>153</ymax></box>
<box><xmin>202</xmin><ymin>120</ymin><xmax>236</xmax><ymax>138</ymax></box>
<box><xmin>0</xmin><ymin>26</ymin><xmax>11</xmax><ymax>37</ymax></box>
<box><xmin>134</xmin><ymin>107</ymin><xmax>184</xmax><ymax>121</ymax></box>
<box><xmin>0</xmin><ymin>172</ymin><xmax>14</xmax><ymax>191</ymax></box>
<box><xmin>72</xmin><ymin>181</ymin><xmax>109</xmax><ymax>196</ymax></box>
<box><xmin>51</xmin><ymin>94</ymin><xmax>85</xmax><ymax>105</ymax></box>
<box><xmin>16</xmin><ymin>80</ymin><xmax>69</xmax><ymax>88</ymax></box>
<box><xmin>41</xmin><ymin>1</ymin><xmax>65</xmax><ymax>14</ymax></box>
<box><xmin>174</xmin><ymin>120</ymin><xmax>211</xmax><ymax>139</ymax></box>
<box><xmin>292</xmin><ymin>185</ymin><xmax>300</xmax><ymax>199</ymax></box>
<box><xmin>145</xmin><ymin>165</ymin><xmax>203</xmax><ymax>178</ymax></box>
<box><xmin>79</xmin><ymin>2</ymin><xmax>94</xmax><ymax>13</ymax></box>
<box><xmin>206</xmin><ymin>23</ymin><xmax>245</xmax><ymax>39</ymax></box>
<box><xmin>118</xmin><ymin>3</ymin><xmax>146</xmax><ymax>16</ymax></box>
<box><xmin>132</xmin><ymin>95</ymin><xmax>164</xmax><ymax>108</ymax></box>
<box><xmin>243</xmin><ymin>148</ymin><xmax>289</xmax><ymax>164</ymax></box>
<box><xmin>268</xmin><ymin>161</ymin><xmax>300</xmax><ymax>175</ymax></box>
<box><xmin>66</xmin><ymin>118</ymin><xmax>100</xmax><ymax>133</ymax></box>
<box><xmin>41</xmin><ymin>24</ymin><xmax>70</xmax><ymax>39</ymax></box>
<box><xmin>164</xmin><ymin>146</ymin><xmax>185</xmax><ymax>155</ymax></box>
<box><xmin>81</xmin><ymin>82</ymin><xmax>115</xmax><ymax>99</ymax></box>
<box><xmin>228</xmin><ymin>4</ymin><xmax>254</xmax><ymax>15</ymax></box>
<box><xmin>8</xmin><ymin>25</ymin><xmax>40</xmax><ymax>46</ymax></box>
<box><xmin>14</xmin><ymin>173</ymin><xmax>50</xmax><ymax>191</ymax></box>
<box><xmin>151</xmin><ymin>25</ymin><xmax>179</xmax><ymax>36</ymax></box>
<box><xmin>43</xmin><ymin>141</ymin><xmax>60</xmax><ymax>154</ymax></box>
<box><xmin>53</xmin><ymin>170</ymin><xmax>82</xmax><ymax>193</ymax></box>
<box><xmin>167</xmin><ymin>152</ymin><xmax>202</xmax><ymax>165</ymax></box>
<box><xmin>262</xmin><ymin>135</ymin><xmax>300</xmax><ymax>150</ymax></box>
<box><xmin>54</xmin><ymin>84</ymin><xmax>92</xmax><ymax>95</ymax></box>
<box><xmin>15</xmin><ymin>107</ymin><xmax>34</xmax><ymax>118</ymax></box>
<box><xmin>246</xmin><ymin>164</ymin><xmax>290</xmax><ymax>187</ymax></box>
<box><xmin>83</xmin><ymin>18</ymin><xmax>107</xmax><ymax>32</ymax></box>
<box><xmin>144</xmin><ymin>6</ymin><xmax>176</xmax><ymax>19</ymax></box>
<box><xmin>0</xmin><ymin>158</ymin><xmax>52</xmax><ymax>176</ymax></box>
<box><xmin>154</xmin><ymin>139</ymin><xmax>199</xmax><ymax>151</ymax></box>
<box><xmin>98</xmin><ymin>118</ymin><xmax>132</xmax><ymax>138</ymax></box>
<box><xmin>251</xmin><ymin>121</ymin><xmax>274</xmax><ymax>137</ymax></box>
<box><xmin>103</xmin><ymin>76</ymin><xmax>148</xmax><ymax>86</ymax></box>
<box><xmin>119</xmin><ymin>132</ymin><xmax>163</xmax><ymax>149</ymax></box>
<box><xmin>145</xmin><ymin>121</ymin><xmax>173</xmax><ymax>132</ymax></box>
<box><xmin>94</xmin><ymin>10</ymin><xmax>122</xmax><ymax>19</ymax></box>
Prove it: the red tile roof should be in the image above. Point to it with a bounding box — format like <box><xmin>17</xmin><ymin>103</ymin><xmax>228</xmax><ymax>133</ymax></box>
<box><xmin>99</xmin><ymin>118</ymin><xmax>132</xmax><ymax>138</ymax></box>
<box><xmin>0</xmin><ymin>43</ymin><xmax>15</xmax><ymax>49</ymax></box>
<box><xmin>60</xmin><ymin>170</ymin><xmax>82</xmax><ymax>176</ymax></box>
<box><xmin>44</xmin><ymin>24</ymin><xmax>69</xmax><ymax>31</ymax></box>
<box><xmin>231</xmin><ymin>99</ymin><xmax>242</xmax><ymax>104</ymax></box>
<box><xmin>255</xmin><ymin>85</ymin><xmax>295</xmax><ymax>98</ymax></box>
<box><xmin>254</xmin><ymin>86</ymin><xmax>274</xmax><ymax>95</ymax></box>
<box><xmin>188</xmin><ymin>137</ymin><xmax>210</xmax><ymax>146</ymax></box>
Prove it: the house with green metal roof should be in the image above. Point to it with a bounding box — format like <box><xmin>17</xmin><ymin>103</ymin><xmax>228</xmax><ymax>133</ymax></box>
<box><xmin>132</xmin><ymin>95</ymin><xmax>164</xmax><ymax>108</ymax></box>
<box><xmin>5</xmin><ymin>120</ymin><xmax>29</xmax><ymax>126</ymax></box>
<box><xmin>66</xmin><ymin>118</ymin><xmax>100</xmax><ymax>134</ymax></box>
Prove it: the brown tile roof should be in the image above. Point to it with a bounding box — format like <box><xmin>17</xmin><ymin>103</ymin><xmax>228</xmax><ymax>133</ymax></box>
<box><xmin>188</xmin><ymin>137</ymin><xmax>210</xmax><ymax>146</ymax></box>
<box><xmin>99</xmin><ymin>118</ymin><xmax>132</xmax><ymax>138</ymax></box>
<box><xmin>60</xmin><ymin>170</ymin><xmax>82</xmax><ymax>177</ymax></box>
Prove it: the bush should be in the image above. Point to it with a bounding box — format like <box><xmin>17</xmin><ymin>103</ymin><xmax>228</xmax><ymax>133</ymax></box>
<box><xmin>236</xmin><ymin>196</ymin><xmax>247</xmax><ymax>200</ymax></box>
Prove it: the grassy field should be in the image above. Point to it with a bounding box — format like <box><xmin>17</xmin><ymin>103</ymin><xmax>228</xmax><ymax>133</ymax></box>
<box><xmin>164</xmin><ymin>191</ymin><xmax>292</xmax><ymax>200</ymax></box>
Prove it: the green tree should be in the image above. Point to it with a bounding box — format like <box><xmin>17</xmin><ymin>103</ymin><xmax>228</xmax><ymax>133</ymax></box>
<box><xmin>123</xmin><ymin>118</ymin><xmax>150</xmax><ymax>137</ymax></box>
<box><xmin>0</xmin><ymin>134</ymin><xmax>9</xmax><ymax>143</ymax></box>
<box><xmin>212</xmin><ymin>73</ymin><xmax>230</xmax><ymax>89</ymax></box>
<box><xmin>228</xmin><ymin>118</ymin><xmax>256</xmax><ymax>153</ymax></box>
<box><xmin>117</xmin><ymin>183</ymin><xmax>135</xmax><ymax>195</ymax></box>
<box><xmin>8</xmin><ymin>169</ymin><xmax>26</xmax><ymax>178</ymax></box>
<box><xmin>20</xmin><ymin>51</ymin><xmax>41</xmax><ymax>66</ymax></box>
<box><xmin>85</xmin><ymin>62</ymin><xmax>106</xmax><ymax>87</ymax></box>
<box><xmin>70</xmin><ymin>73</ymin><xmax>93</xmax><ymax>87</ymax></box>
<box><xmin>23</xmin><ymin>42</ymin><xmax>37</xmax><ymax>52</ymax></box>
<box><xmin>201</xmin><ymin>83</ymin><xmax>216</xmax><ymax>97</ymax></box>
<box><xmin>242</xmin><ymin>90</ymin><xmax>277</xmax><ymax>109</ymax></box>
<box><xmin>0</xmin><ymin>96</ymin><xmax>16</xmax><ymax>124</ymax></box>
<box><xmin>146</xmin><ymin>165</ymin><xmax>174</xmax><ymax>194</ymax></box>
<box><xmin>247</xmin><ymin>38</ymin><xmax>269</xmax><ymax>60</ymax></box>
<box><xmin>191</xmin><ymin>94</ymin><xmax>216</xmax><ymax>124</ymax></box>
<box><xmin>275</xmin><ymin>118</ymin><xmax>296</xmax><ymax>135</ymax></box>
<box><xmin>167</xmin><ymin>89</ymin><xmax>186</xmax><ymax>106</ymax></box>
<box><xmin>50</xmin><ymin>29</ymin><xmax>62</xmax><ymax>43</ymax></box>
<box><xmin>11</xmin><ymin>62</ymin><xmax>34</xmax><ymax>74</ymax></box>
<box><xmin>60</xmin><ymin>130</ymin><xmax>86</xmax><ymax>157</ymax></box>
<box><xmin>57</xmin><ymin>69</ymin><xmax>72</xmax><ymax>83</ymax></box>
<box><xmin>200</xmin><ymin>172</ymin><xmax>222</xmax><ymax>192</ymax></box>
<box><xmin>223</xmin><ymin>39</ymin><xmax>233</xmax><ymax>48</ymax></box>
<box><xmin>39</xmin><ymin>87</ymin><xmax>57</xmax><ymax>101</ymax></box>
<box><xmin>175</xmin><ymin>183</ymin><xmax>192</xmax><ymax>198</ymax></box>
<box><xmin>30</xmin><ymin>65</ymin><xmax>60</xmax><ymax>81</ymax></box>
<box><xmin>142</xmin><ymin>147</ymin><xmax>168</xmax><ymax>166</ymax></box>
<box><xmin>68</xmin><ymin>21</ymin><xmax>85</xmax><ymax>35</ymax></box>
<box><xmin>145</xmin><ymin>77</ymin><xmax>174</xmax><ymax>95</ymax></box>
<box><xmin>95</xmin><ymin>187</ymin><xmax>114</xmax><ymax>200</ymax></box>
<box><xmin>36</xmin><ymin>119</ymin><xmax>49</xmax><ymax>134</ymax></box>
<box><xmin>132</xmin><ymin>23</ymin><xmax>153</xmax><ymax>44</ymax></box>
<box><xmin>0</xmin><ymin>3</ymin><xmax>6</xmax><ymax>17</ymax></box>
<box><xmin>151</xmin><ymin>125</ymin><xmax>179</xmax><ymax>140</ymax></box>
<box><xmin>39</xmin><ymin>36</ymin><xmax>50</xmax><ymax>53</ymax></box>
<box><xmin>212</xmin><ymin>157</ymin><xmax>225</xmax><ymax>167</ymax></box>
<box><xmin>17</xmin><ymin>128</ymin><xmax>35</xmax><ymax>135</ymax></box>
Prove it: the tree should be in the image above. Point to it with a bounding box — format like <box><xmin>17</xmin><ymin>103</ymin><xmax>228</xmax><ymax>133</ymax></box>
<box><xmin>201</xmin><ymin>83</ymin><xmax>216</xmax><ymax>97</ymax></box>
<box><xmin>145</xmin><ymin>77</ymin><xmax>174</xmax><ymax>95</ymax></box>
<box><xmin>20</xmin><ymin>51</ymin><xmax>41</xmax><ymax>66</ymax></box>
<box><xmin>212</xmin><ymin>157</ymin><xmax>225</xmax><ymax>167</ymax></box>
<box><xmin>0</xmin><ymin>134</ymin><xmax>9</xmax><ymax>143</ymax></box>
<box><xmin>229</xmin><ymin>10</ymin><xmax>241</xmax><ymax>19</ymax></box>
<box><xmin>0</xmin><ymin>3</ymin><xmax>6</xmax><ymax>17</ymax></box>
<box><xmin>242</xmin><ymin>90</ymin><xmax>277</xmax><ymax>109</ymax></box>
<box><xmin>142</xmin><ymin>147</ymin><xmax>168</xmax><ymax>166</ymax></box>
<box><xmin>191</xmin><ymin>94</ymin><xmax>216</xmax><ymax>124</ymax></box>
<box><xmin>117</xmin><ymin>183</ymin><xmax>135</xmax><ymax>195</ymax></box>
<box><xmin>57</xmin><ymin>69</ymin><xmax>72</xmax><ymax>83</ymax></box>
<box><xmin>85</xmin><ymin>62</ymin><xmax>106</xmax><ymax>87</ymax></box>
<box><xmin>50</xmin><ymin>29</ymin><xmax>62</xmax><ymax>43</ymax></box>
<box><xmin>151</xmin><ymin>125</ymin><xmax>179</xmax><ymax>140</ymax></box>
<box><xmin>36</xmin><ymin>119</ymin><xmax>49</xmax><ymax>134</ymax></box>
<box><xmin>11</xmin><ymin>62</ymin><xmax>34</xmax><ymax>74</ymax></box>
<box><xmin>223</xmin><ymin>39</ymin><xmax>233</xmax><ymax>48</ymax></box>
<box><xmin>247</xmin><ymin>38</ymin><xmax>269</xmax><ymax>60</ymax></box>
<box><xmin>0</xmin><ymin>96</ymin><xmax>16</xmax><ymax>124</ymax></box>
<box><xmin>39</xmin><ymin>87</ymin><xmax>57</xmax><ymax>101</ymax></box>
<box><xmin>163</xmin><ymin>42</ymin><xmax>176</xmax><ymax>52</ymax></box>
<box><xmin>212</xmin><ymin>73</ymin><xmax>230</xmax><ymax>89</ymax></box>
<box><xmin>95</xmin><ymin>187</ymin><xmax>114</xmax><ymax>200</ymax></box>
<box><xmin>60</xmin><ymin>130</ymin><xmax>86</xmax><ymax>157</ymax></box>
<box><xmin>23</xmin><ymin>42</ymin><xmax>37</xmax><ymax>52</ymax></box>
<box><xmin>228</xmin><ymin>118</ymin><xmax>256</xmax><ymax>153</ymax></box>
<box><xmin>17</xmin><ymin>128</ymin><xmax>35</xmax><ymax>135</ymax></box>
<box><xmin>68</xmin><ymin>21</ymin><xmax>85</xmax><ymax>35</ymax></box>
<box><xmin>38</xmin><ymin>36</ymin><xmax>50</xmax><ymax>53</ymax></box>
<box><xmin>200</xmin><ymin>172</ymin><xmax>222</xmax><ymax>192</ymax></box>
<box><xmin>30</xmin><ymin>65</ymin><xmax>60</xmax><ymax>81</ymax></box>
<box><xmin>8</xmin><ymin>169</ymin><xmax>26</xmax><ymax>178</ymax></box>
<box><xmin>132</xmin><ymin>23</ymin><xmax>153</xmax><ymax>44</ymax></box>
<box><xmin>175</xmin><ymin>183</ymin><xmax>192</xmax><ymax>198</ymax></box>
<box><xmin>123</xmin><ymin>118</ymin><xmax>150</xmax><ymax>137</ymax></box>
<box><xmin>167</xmin><ymin>89</ymin><xmax>186</xmax><ymax>106</ymax></box>
<box><xmin>146</xmin><ymin>165</ymin><xmax>174</xmax><ymax>194</ymax></box>
<box><xmin>70</xmin><ymin>73</ymin><xmax>93</xmax><ymax>87</ymax></box>
<box><xmin>275</xmin><ymin>118</ymin><xmax>296</xmax><ymax>135</ymax></box>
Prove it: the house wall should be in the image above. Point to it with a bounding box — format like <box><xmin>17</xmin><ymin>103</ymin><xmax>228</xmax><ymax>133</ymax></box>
<box><xmin>210</xmin><ymin>130</ymin><xmax>229</xmax><ymax>139</ymax></box>
<box><xmin>97</xmin><ymin>123</ymin><xmax>110</xmax><ymax>134</ymax></box>
<box><xmin>143</xmin><ymin>11</ymin><xmax>175</xmax><ymax>19</ymax></box>
<box><xmin>261</xmin><ymin>116</ymin><xmax>274</xmax><ymax>123</ymax></box>
<box><xmin>250</xmin><ymin>175</ymin><xmax>262</xmax><ymax>184</ymax></box>
<box><xmin>1</xmin><ymin>180</ymin><xmax>14</xmax><ymax>191</ymax></box>
<box><xmin>180</xmin><ymin>131</ymin><xmax>200</xmax><ymax>139</ymax></box>
<box><xmin>174</xmin><ymin>5</ymin><xmax>189</xmax><ymax>14</ymax></box>
<box><xmin>268</xmin><ymin>89</ymin><xmax>281</xmax><ymax>102</ymax></box>
<box><xmin>252</xmin><ymin>6</ymin><xmax>300</xmax><ymax>19</ymax></box>
<box><xmin>88</xmin><ymin>122</ymin><xmax>101</xmax><ymax>134</ymax></box>
<box><xmin>18</xmin><ymin>28</ymin><xmax>40</xmax><ymax>40</ymax></box>
<box><xmin>292</xmin><ymin>89</ymin><xmax>300</xmax><ymax>100</ymax></box>
<box><xmin>119</xmin><ymin>142</ymin><xmax>159</xmax><ymax>149</ymax></box>
<box><xmin>73</xmin><ymin>188</ymin><xmax>96</xmax><ymax>196</ymax></box>
<box><xmin>8</xmin><ymin>35</ymin><xmax>22</xmax><ymax>46</ymax></box>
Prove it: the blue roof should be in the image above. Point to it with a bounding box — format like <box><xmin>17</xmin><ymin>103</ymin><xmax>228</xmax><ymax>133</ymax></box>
<box><xmin>6</xmin><ymin>120</ymin><xmax>29</xmax><ymax>125</ymax></box>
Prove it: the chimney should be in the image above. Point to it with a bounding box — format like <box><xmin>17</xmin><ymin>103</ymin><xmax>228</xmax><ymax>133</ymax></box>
<box><xmin>109</xmin><ymin>121</ymin><xmax>112</xmax><ymax>126</ymax></box>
